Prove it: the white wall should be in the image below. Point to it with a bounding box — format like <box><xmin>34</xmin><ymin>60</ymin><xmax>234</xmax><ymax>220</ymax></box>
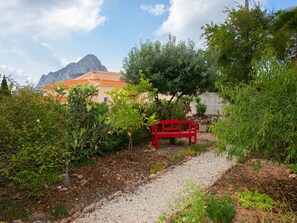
<box><xmin>191</xmin><ymin>92</ymin><xmax>224</xmax><ymax>116</ymax></box>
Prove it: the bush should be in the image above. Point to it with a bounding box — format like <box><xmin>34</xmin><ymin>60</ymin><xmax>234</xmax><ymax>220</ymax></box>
<box><xmin>195</xmin><ymin>96</ymin><xmax>207</xmax><ymax>117</ymax></box>
<box><xmin>206</xmin><ymin>195</ymin><xmax>236</xmax><ymax>223</ymax></box>
<box><xmin>213</xmin><ymin>50</ymin><xmax>297</xmax><ymax>163</ymax></box>
<box><xmin>0</xmin><ymin>89</ymin><xmax>67</xmax><ymax>195</ymax></box>
<box><xmin>64</xmin><ymin>85</ymin><xmax>108</xmax><ymax>162</ymax></box>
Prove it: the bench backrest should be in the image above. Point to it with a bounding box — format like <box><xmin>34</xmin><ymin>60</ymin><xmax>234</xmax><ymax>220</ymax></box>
<box><xmin>152</xmin><ymin>120</ymin><xmax>197</xmax><ymax>133</ymax></box>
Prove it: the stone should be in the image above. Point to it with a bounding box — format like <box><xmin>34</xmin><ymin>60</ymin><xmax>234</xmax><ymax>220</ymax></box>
<box><xmin>12</xmin><ymin>220</ymin><xmax>23</xmax><ymax>223</ymax></box>
<box><xmin>289</xmin><ymin>174</ymin><xmax>297</xmax><ymax>179</ymax></box>
<box><xmin>59</xmin><ymin>217</ymin><xmax>72</xmax><ymax>223</ymax></box>
<box><xmin>149</xmin><ymin>174</ymin><xmax>156</xmax><ymax>179</ymax></box>
<box><xmin>60</xmin><ymin>187</ymin><xmax>68</xmax><ymax>191</ymax></box>
<box><xmin>72</xmin><ymin>211</ymin><xmax>81</xmax><ymax>219</ymax></box>
<box><xmin>113</xmin><ymin>190</ymin><xmax>123</xmax><ymax>198</ymax></box>
<box><xmin>80</xmin><ymin>179</ymin><xmax>88</xmax><ymax>186</ymax></box>
<box><xmin>143</xmin><ymin>149</ymin><xmax>151</xmax><ymax>153</ymax></box>
<box><xmin>82</xmin><ymin>203</ymin><xmax>96</xmax><ymax>213</ymax></box>
<box><xmin>286</xmin><ymin>169</ymin><xmax>293</xmax><ymax>175</ymax></box>
<box><xmin>28</xmin><ymin>211</ymin><xmax>47</xmax><ymax>222</ymax></box>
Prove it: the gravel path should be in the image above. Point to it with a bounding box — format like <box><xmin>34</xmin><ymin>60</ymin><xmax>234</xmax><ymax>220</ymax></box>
<box><xmin>73</xmin><ymin>150</ymin><xmax>233</xmax><ymax>223</ymax></box>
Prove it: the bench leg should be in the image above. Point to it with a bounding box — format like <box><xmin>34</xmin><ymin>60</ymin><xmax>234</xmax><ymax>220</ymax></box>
<box><xmin>151</xmin><ymin>135</ymin><xmax>158</xmax><ymax>150</ymax></box>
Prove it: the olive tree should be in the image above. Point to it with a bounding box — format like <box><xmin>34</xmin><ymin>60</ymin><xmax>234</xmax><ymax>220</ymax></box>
<box><xmin>122</xmin><ymin>35</ymin><xmax>213</xmax><ymax>119</ymax></box>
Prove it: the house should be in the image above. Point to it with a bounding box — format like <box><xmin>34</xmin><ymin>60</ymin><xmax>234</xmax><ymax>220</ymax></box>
<box><xmin>42</xmin><ymin>71</ymin><xmax>127</xmax><ymax>103</ymax></box>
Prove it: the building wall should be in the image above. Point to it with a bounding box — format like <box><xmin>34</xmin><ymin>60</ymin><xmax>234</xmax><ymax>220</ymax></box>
<box><xmin>191</xmin><ymin>92</ymin><xmax>224</xmax><ymax>116</ymax></box>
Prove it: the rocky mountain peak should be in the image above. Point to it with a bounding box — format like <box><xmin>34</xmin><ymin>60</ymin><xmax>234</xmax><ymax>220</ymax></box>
<box><xmin>36</xmin><ymin>54</ymin><xmax>107</xmax><ymax>87</ymax></box>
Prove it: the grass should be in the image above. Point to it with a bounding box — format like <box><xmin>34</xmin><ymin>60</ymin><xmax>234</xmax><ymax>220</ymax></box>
<box><xmin>48</xmin><ymin>202</ymin><xmax>68</xmax><ymax>219</ymax></box>
<box><xmin>150</xmin><ymin>161</ymin><xmax>167</xmax><ymax>174</ymax></box>
<box><xmin>158</xmin><ymin>183</ymin><xmax>236</xmax><ymax>223</ymax></box>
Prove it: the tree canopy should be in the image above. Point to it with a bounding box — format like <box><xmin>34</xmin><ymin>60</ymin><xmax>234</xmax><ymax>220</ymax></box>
<box><xmin>122</xmin><ymin>35</ymin><xmax>214</xmax><ymax>119</ymax></box>
<box><xmin>212</xmin><ymin>49</ymin><xmax>297</xmax><ymax>164</ymax></box>
<box><xmin>203</xmin><ymin>5</ymin><xmax>297</xmax><ymax>86</ymax></box>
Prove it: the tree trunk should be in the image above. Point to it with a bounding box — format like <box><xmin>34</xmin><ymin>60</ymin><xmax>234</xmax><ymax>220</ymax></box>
<box><xmin>245</xmin><ymin>0</ymin><xmax>249</xmax><ymax>11</ymax></box>
<box><xmin>64</xmin><ymin>164</ymin><xmax>71</xmax><ymax>186</ymax></box>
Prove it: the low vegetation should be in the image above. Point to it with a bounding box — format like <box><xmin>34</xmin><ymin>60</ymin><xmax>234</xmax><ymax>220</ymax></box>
<box><xmin>158</xmin><ymin>183</ymin><xmax>236</xmax><ymax>223</ymax></box>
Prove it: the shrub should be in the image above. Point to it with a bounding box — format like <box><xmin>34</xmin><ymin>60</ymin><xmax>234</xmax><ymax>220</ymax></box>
<box><xmin>59</xmin><ymin>84</ymin><xmax>109</xmax><ymax>162</ymax></box>
<box><xmin>194</xmin><ymin>96</ymin><xmax>207</xmax><ymax>117</ymax></box>
<box><xmin>206</xmin><ymin>195</ymin><xmax>236</xmax><ymax>223</ymax></box>
<box><xmin>213</xmin><ymin>50</ymin><xmax>297</xmax><ymax>163</ymax></box>
<box><xmin>0</xmin><ymin>89</ymin><xmax>67</xmax><ymax>196</ymax></box>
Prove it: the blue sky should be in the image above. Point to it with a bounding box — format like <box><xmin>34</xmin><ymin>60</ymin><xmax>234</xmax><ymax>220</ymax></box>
<box><xmin>0</xmin><ymin>0</ymin><xmax>296</xmax><ymax>86</ymax></box>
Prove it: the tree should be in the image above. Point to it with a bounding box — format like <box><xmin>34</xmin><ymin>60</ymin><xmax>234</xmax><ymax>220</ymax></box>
<box><xmin>107</xmin><ymin>73</ymin><xmax>157</xmax><ymax>149</ymax></box>
<box><xmin>203</xmin><ymin>5</ymin><xmax>297</xmax><ymax>86</ymax></box>
<box><xmin>212</xmin><ymin>50</ymin><xmax>297</xmax><ymax>164</ymax></box>
<box><xmin>1</xmin><ymin>75</ymin><xmax>11</xmax><ymax>96</ymax></box>
<box><xmin>271</xmin><ymin>7</ymin><xmax>297</xmax><ymax>61</ymax></box>
<box><xmin>122</xmin><ymin>35</ymin><xmax>212</xmax><ymax>119</ymax></box>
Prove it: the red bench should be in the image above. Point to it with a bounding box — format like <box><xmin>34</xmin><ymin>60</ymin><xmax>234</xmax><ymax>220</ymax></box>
<box><xmin>151</xmin><ymin>120</ymin><xmax>198</xmax><ymax>150</ymax></box>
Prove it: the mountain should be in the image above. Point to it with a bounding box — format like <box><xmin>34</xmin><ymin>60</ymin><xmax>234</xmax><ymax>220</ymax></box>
<box><xmin>36</xmin><ymin>54</ymin><xmax>107</xmax><ymax>87</ymax></box>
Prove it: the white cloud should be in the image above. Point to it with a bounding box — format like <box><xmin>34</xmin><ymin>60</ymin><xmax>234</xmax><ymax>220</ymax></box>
<box><xmin>140</xmin><ymin>4</ymin><xmax>166</xmax><ymax>16</ymax></box>
<box><xmin>155</xmin><ymin>0</ymin><xmax>266</xmax><ymax>44</ymax></box>
<box><xmin>0</xmin><ymin>0</ymin><xmax>106</xmax><ymax>38</ymax></box>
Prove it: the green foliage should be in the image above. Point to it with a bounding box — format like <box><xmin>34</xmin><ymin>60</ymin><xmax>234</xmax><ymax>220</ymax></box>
<box><xmin>0</xmin><ymin>75</ymin><xmax>11</xmax><ymax>97</ymax></box>
<box><xmin>158</xmin><ymin>183</ymin><xmax>235</xmax><ymax>223</ymax></box>
<box><xmin>171</xmin><ymin>183</ymin><xmax>206</xmax><ymax>223</ymax></box>
<box><xmin>107</xmin><ymin>72</ymin><xmax>157</xmax><ymax>149</ymax></box>
<box><xmin>0</xmin><ymin>89</ymin><xmax>67</xmax><ymax>195</ymax></box>
<box><xmin>204</xmin><ymin>5</ymin><xmax>297</xmax><ymax>87</ymax></box>
<box><xmin>206</xmin><ymin>195</ymin><xmax>236</xmax><ymax>223</ymax></box>
<box><xmin>289</xmin><ymin>164</ymin><xmax>297</xmax><ymax>174</ymax></box>
<box><xmin>172</xmin><ymin>150</ymin><xmax>196</xmax><ymax>164</ymax></box>
<box><xmin>190</xmin><ymin>144</ymin><xmax>207</xmax><ymax>153</ymax></box>
<box><xmin>252</xmin><ymin>160</ymin><xmax>262</xmax><ymax>170</ymax></box>
<box><xmin>150</xmin><ymin>161</ymin><xmax>167</xmax><ymax>174</ymax></box>
<box><xmin>48</xmin><ymin>202</ymin><xmax>68</xmax><ymax>219</ymax></box>
<box><xmin>194</xmin><ymin>96</ymin><xmax>207</xmax><ymax>117</ymax></box>
<box><xmin>212</xmin><ymin>50</ymin><xmax>297</xmax><ymax>163</ymax></box>
<box><xmin>238</xmin><ymin>191</ymin><xmax>282</xmax><ymax>211</ymax></box>
<box><xmin>0</xmin><ymin>200</ymin><xmax>33</xmax><ymax>222</ymax></box>
<box><xmin>55</xmin><ymin>84</ymin><xmax>108</xmax><ymax>162</ymax></box>
<box><xmin>122</xmin><ymin>35</ymin><xmax>213</xmax><ymax>119</ymax></box>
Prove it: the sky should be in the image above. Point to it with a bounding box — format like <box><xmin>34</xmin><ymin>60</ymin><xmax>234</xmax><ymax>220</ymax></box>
<box><xmin>0</xmin><ymin>0</ymin><xmax>296</xmax><ymax>86</ymax></box>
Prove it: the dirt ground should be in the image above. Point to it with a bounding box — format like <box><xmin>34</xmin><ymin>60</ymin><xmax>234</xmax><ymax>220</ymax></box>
<box><xmin>1</xmin><ymin>131</ymin><xmax>297</xmax><ymax>222</ymax></box>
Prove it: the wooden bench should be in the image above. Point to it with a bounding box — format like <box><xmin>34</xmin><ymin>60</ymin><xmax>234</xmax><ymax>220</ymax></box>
<box><xmin>151</xmin><ymin>120</ymin><xmax>198</xmax><ymax>150</ymax></box>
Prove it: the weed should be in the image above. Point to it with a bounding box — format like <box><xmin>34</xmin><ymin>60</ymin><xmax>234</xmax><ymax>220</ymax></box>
<box><xmin>48</xmin><ymin>202</ymin><xmax>68</xmax><ymax>219</ymax></box>
<box><xmin>146</xmin><ymin>142</ymin><xmax>153</xmax><ymax>150</ymax></box>
<box><xmin>0</xmin><ymin>200</ymin><xmax>32</xmax><ymax>222</ymax></box>
<box><xmin>172</xmin><ymin>150</ymin><xmax>196</xmax><ymax>164</ymax></box>
<box><xmin>150</xmin><ymin>161</ymin><xmax>167</xmax><ymax>174</ymax></box>
<box><xmin>289</xmin><ymin>164</ymin><xmax>297</xmax><ymax>174</ymax></box>
<box><xmin>190</xmin><ymin>144</ymin><xmax>207</xmax><ymax>152</ymax></box>
<box><xmin>238</xmin><ymin>191</ymin><xmax>283</xmax><ymax>211</ymax></box>
<box><xmin>167</xmin><ymin>183</ymin><xmax>206</xmax><ymax>222</ymax></box>
<box><xmin>206</xmin><ymin>195</ymin><xmax>236</xmax><ymax>223</ymax></box>
<box><xmin>252</xmin><ymin>160</ymin><xmax>262</xmax><ymax>170</ymax></box>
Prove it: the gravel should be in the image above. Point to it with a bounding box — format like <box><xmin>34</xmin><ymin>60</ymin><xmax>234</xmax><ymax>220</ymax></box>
<box><xmin>72</xmin><ymin>150</ymin><xmax>234</xmax><ymax>223</ymax></box>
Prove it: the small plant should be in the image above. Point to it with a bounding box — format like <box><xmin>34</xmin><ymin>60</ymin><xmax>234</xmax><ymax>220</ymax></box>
<box><xmin>195</xmin><ymin>96</ymin><xmax>207</xmax><ymax>117</ymax></box>
<box><xmin>166</xmin><ymin>183</ymin><xmax>206</xmax><ymax>223</ymax></box>
<box><xmin>190</xmin><ymin>144</ymin><xmax>207</xmax><ymax>153</ymax></box>
<box><xmin>48</xmin><ymin>202</ymin><xmax>68</xmax><ymax>219</ymax></box>
<box><xmin>206</xmin><ymin>195</ymin><xmax>236</xmax><ymax>223</ymax></box>
<box><xmin>238</xmin><ymin>191</ymin><xmax>283</xmax><ymax>211</ymax></box>
<box><xmin>150</xmin><ymin>161</ymin><xmax>167</xmax><ymax>174</ymax></box>
<box><xmin>172</xmin><ymin>150</ymin><xmax>196</xmax><ymax>164</ymax></box>
<box><xmin>0</xmin><ymin>200</ymin><xmax>33</xmax><ymax>222</ymax></box>
<box><xmin>289</xmin><ymin>164</ymin><xmax>297</xmax><ymax>174</ymax></box>
<box><xmin>252</xmin><ymin>160</ymin><xmax>262</xmax><ymax>170</ymax></box>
